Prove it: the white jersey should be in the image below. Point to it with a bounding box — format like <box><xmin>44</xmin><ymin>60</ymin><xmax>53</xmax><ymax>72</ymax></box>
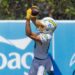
<box><xmin>34</xmin><ymin>17</ymin><xmax>57</xmax><ymax>59</ymax></box>
<box><xmin>34</xmin><ymin>33</ymin><xmax>52</xmax><ymax>59</ymax></box>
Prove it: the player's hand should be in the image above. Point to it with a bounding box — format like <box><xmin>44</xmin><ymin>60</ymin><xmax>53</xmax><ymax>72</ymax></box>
<box><xmin>26</xmin><ymin>8</ymin><xmax>32</xmax><ymax>20</ymax></box>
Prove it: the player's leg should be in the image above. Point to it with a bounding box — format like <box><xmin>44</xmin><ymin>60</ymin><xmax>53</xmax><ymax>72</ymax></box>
<box><xmin>28</xmin><ymin>58</ymin><xmax>39</xmax><ymax>75</ymax></box>
<box><xmin>37</xmin><ymin>65</ymin><xmax>45</xmax><ymax>75</ymax></box>
<box><xmin>45</xmin><ymin>57</ymin><xmax>54</xmax><ymax>75</ymax></box>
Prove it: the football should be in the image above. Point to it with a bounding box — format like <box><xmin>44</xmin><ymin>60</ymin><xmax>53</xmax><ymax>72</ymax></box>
<box><xmin>31</xmin><ymin>8</ymin><xmax>39</xmax><ymax>16</ymax></box>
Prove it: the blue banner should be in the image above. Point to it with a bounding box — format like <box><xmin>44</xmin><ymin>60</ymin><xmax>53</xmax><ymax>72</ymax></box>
<box><xmin>54</xmin><ymin>21</ymin><xmax>75</xmax><ymax>75</ymax></box>
<box><xmin>0</xmin><ymin>20</ymin><xmax>75</xmax><ymax>75</ymax></box>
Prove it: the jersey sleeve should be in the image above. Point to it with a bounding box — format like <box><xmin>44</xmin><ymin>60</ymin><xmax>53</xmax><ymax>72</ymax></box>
<box><xmin>38</xmin><ymin>33</ymin><xmax>52</xmax><ymax>43</ymax></box>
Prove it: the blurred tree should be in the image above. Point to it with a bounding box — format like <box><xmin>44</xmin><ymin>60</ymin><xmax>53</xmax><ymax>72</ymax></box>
<box><xmin>0</xmin><ymin>0</ymin><xmax>75</xmax><ymax>19</ymax></box>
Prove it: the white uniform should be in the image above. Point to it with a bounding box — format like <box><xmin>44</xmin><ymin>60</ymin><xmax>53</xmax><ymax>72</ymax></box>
<box><xmin>34</xmin><ymin>17</ymin><xmax>57</xmax><ymax>59</ymax></box>
<box><xmin>29</xmin><ymin>17</ymin><xmax>57</xmax><ymax>75</ymax></box>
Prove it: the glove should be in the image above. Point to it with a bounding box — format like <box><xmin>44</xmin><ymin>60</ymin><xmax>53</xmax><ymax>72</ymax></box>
<box><xmin>26</xmin><ymin>8</ymin><xmax>32</xmax><ymax>20</ymax></box>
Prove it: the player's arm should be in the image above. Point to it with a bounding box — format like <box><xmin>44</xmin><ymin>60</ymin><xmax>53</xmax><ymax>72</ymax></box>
<box><xmin>25</xmin><ymin>8</ymin><xmax>41</xmax><ymax>43</ymax></box>
<box><xmin>26</xmin><ymin>19</ymin><xmax>50</xmax><ymax>44</ymax></box>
